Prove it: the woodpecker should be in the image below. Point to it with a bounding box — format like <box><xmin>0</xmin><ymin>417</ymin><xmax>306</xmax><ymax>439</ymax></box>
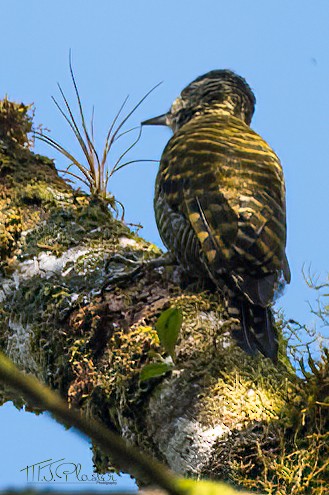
<box><xmin>142</xmin><ymin>70</ymin><xmax>290</xmax><ymax>361</ymax></box>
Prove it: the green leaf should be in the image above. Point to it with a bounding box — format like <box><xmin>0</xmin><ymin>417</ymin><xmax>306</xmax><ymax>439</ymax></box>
<box><xmin>155</xmin><ymin>307</ymin><xmax>182</xmax><ymax>360</ymax></box>
<box><xmin>140</xmin><ymin>362</ymin><xmax>173</xmax><ymax>382</ymax></box>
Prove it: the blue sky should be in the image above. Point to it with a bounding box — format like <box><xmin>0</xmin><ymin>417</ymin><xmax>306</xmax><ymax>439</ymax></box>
<box><xmin>1</xmin><ymin>0</ymin><xmax>329</xmax><ymax>491</ymax></box>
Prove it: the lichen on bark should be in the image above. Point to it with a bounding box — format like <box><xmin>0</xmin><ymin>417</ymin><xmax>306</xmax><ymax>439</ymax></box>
<box><xmin>0</xmin><ymin>99</ymin><xmax>328</xmax><ymax>494</ymax></box>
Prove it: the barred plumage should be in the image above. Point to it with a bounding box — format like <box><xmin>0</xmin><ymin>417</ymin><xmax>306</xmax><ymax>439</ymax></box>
<box><xmin>142</xmin><ymin>70</ymin><xmax>290</xmax><ymax>361</ymax></box>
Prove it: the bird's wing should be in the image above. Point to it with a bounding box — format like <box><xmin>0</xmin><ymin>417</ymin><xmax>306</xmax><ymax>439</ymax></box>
<box><xmin>183</xmin><ymin>191</ymin><xmax>238</xmax><ymax>269</ymax></box>
<box><xmin>184</xmin><ymin>189</ymin><xmax>288</xmax><ymax>306</ymax></box>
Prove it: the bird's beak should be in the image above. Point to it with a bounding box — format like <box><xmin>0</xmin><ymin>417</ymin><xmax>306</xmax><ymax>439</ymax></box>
<box><xmin>141</xmin><ymin>113</ymin><xmax>169</xmax><ymax>126</ymax></box>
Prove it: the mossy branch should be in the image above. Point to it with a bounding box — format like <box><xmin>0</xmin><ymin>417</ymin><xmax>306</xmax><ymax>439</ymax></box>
<box><xmin>0</xmin><ymin>351</ymin><xmax>257</xmax><ymax>495</ymax></box>
<box><xmin>0</xmin><ymin>350</ymin><xmax>183</xmax><ymax>495</ymax></box>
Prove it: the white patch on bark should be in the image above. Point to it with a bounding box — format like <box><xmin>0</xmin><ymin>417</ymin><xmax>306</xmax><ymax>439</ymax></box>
<box><xmin>147</xmin><ymin>368</ymin><xmax>231</xmax><ymax>476</ymax></box>
<box><xmin>161</xmin><ymin>417</ymin><xmax>229</xmax><ymax>475</ymax></box>
<box><xmin>119</xmin><ymin>237</ymin><xmax>139</xmax><ymax>248</ymax></box>
<box><xmin>19</xmin><ymin>248</ymin><xmax>89</xmax><ymax>280</ymax></box>
<box><xmin>0</xmin><ymin>247</ymin><xmax>89</xmax><ymax>303</ymax></box>
<box><xmin>0</xmin><ymin>280</ymin><xmax>13</xmax><ymax>303</ymax></box>
<box><xmin>6</xmin><ymin>320</ymin><xmax>41</xmax><ymax>377</ymax></box>
<box><xmin>0</xmin><ymin>248</ymin><xmax>90</xmax><ymax>302</ymax></box>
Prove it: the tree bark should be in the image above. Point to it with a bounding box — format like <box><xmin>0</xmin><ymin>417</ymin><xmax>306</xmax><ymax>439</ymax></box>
<box><xmin>0</xmin><ymin>102</ymin><xmax>328</xmax><ymax>495</ymax></box>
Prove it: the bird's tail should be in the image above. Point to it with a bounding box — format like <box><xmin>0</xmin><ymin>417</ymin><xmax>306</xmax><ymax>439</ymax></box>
<box><xmin>227</xmin><ymin>297</ymin><xmax>278</xmax><ymax>362</ymax></box>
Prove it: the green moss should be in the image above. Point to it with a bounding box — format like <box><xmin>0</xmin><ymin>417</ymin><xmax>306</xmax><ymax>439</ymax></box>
<box><xmin>0</xmin><ymin>98</ymin><xmax>33</xmax><ymax>147</ymax></box>
<box><xmin>18</xmin><ymin>181</ymin><xmax>56</xmax><ymax>206</ymax></box>
<box><xmin>0</xmin><ymin>151</ymin><xmax>70</xmax><ymax>267</ymax></box>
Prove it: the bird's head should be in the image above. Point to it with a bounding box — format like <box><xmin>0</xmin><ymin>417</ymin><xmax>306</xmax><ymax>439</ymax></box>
<box><xmin>142</xmin><ymin>70</ymin><xmax>256</xmax><ymax>132</ymax></box>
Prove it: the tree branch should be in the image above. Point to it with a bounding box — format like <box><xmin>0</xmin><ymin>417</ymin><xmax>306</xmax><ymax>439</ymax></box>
<box><xmin>0</xmin><ymin>98</ymin><xmax>328</xmax><ymax>494</ymax></box>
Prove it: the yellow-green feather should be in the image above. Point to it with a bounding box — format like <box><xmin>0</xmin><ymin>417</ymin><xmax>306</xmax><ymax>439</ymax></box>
<box><xmin>155</xmin><ymin>113</ymin><xmax>287</xmax><ymax>290</ymax></box>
